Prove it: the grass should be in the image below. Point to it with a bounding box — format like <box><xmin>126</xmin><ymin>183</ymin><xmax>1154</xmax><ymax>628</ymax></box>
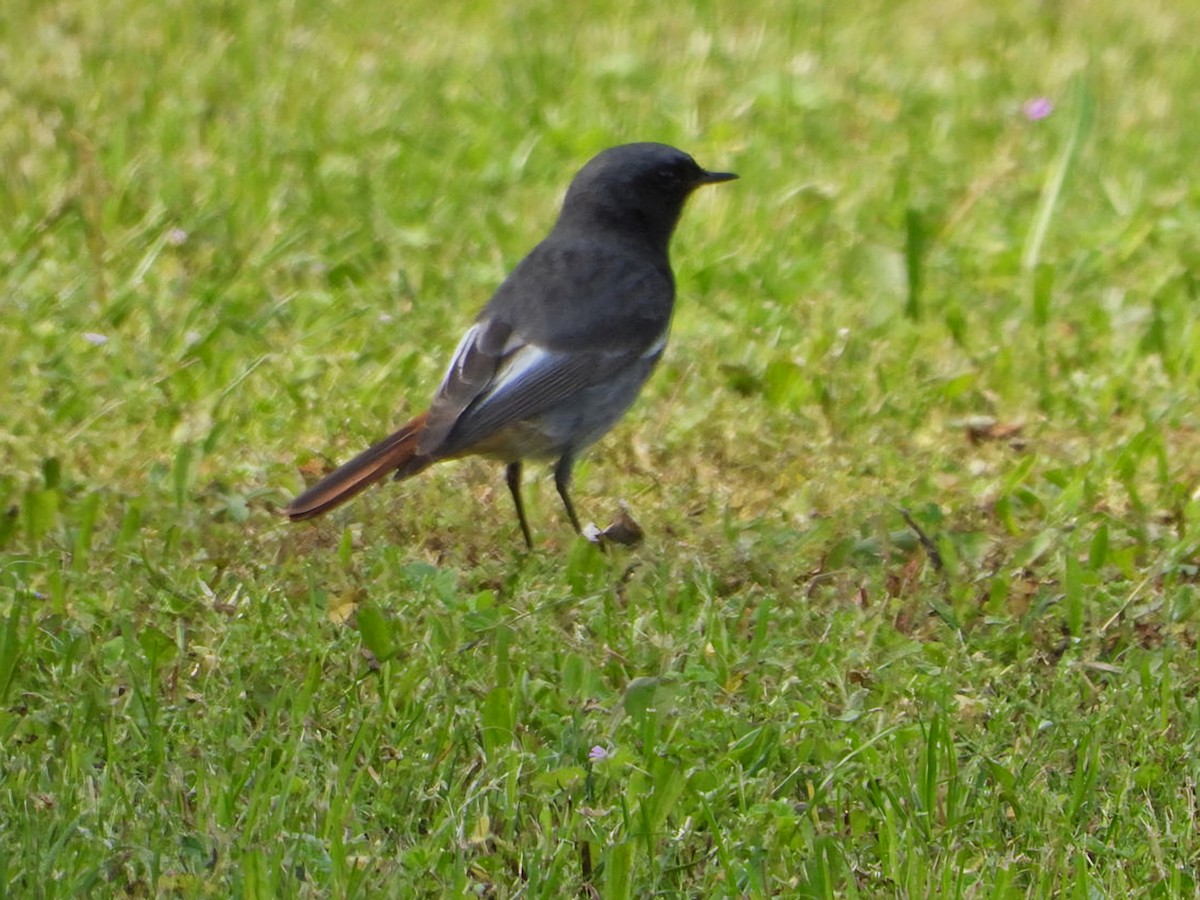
<box><xmin>3</xmin><ymin>0</ymin><xmax>1200</xmax><ymax>895</ymax></box>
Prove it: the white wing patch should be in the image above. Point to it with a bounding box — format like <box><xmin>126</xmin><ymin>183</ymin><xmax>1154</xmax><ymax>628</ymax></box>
<box><xmin>438</xmin><ymin>322</ymin><xmax>484</xmax><ymax>392</ymax></box>
<box><xmin>483</xmin><ymin>342</ymin><xmax>558</xmax><ymax>403</ymax></box>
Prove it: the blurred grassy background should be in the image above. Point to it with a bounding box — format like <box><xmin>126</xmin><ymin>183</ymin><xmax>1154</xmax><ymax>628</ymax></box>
<box><xmin>3</xmin><ymin>0</ymin><xmax>1200</xmax><ymax>895</ymax></box>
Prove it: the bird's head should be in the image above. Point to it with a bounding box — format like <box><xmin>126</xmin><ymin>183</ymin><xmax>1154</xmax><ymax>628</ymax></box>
<box><xmin>557</xmin><ymin>143</ymin><xmax>736</xmax><ymax>251</ymax></box>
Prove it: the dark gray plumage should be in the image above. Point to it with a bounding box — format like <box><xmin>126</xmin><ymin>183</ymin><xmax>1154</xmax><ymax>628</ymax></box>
<box><xmin>285</xmin><ymin>142</ymin><xmax>736</xmax><ymax>547</ymax></box>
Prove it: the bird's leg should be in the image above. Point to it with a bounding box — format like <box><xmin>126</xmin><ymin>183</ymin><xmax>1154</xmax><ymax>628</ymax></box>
<box><xmin>553</xmin><ymin>455</ymin><xmax>583</xmax><ymax>535</ymax></box>
<box><xmin>506</xmin><ymin>461</ymin><xmax>534</xmax><ymax>550</ymax></box>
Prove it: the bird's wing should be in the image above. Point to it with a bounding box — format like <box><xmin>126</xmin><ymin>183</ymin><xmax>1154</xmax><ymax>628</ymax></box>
<box><xmin>416</xmin><ymin>316</ymin><xmax>512</xmax><ymax>455</ymax></box>
<box><xmin>418</xmin><ymin>318</ymin><xmax>664</xmax><ymax>457</ymax></box>
<box><xmin>416</xmin><ymin>236</ymin><xmax>674</xmax><ymax>458</ymax></box>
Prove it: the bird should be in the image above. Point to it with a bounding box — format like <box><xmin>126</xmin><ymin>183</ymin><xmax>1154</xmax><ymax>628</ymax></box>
<box><xmin>284</xmin><ymin>142</ymin><xmax>736</xmax><ymax>547</ymax></box>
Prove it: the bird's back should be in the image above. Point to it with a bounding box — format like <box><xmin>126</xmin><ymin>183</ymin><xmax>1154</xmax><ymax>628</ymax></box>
<box><xmin>482</xmin><ymin>232</ymin><xmax>675</xmax><ymax>355</ymax></box>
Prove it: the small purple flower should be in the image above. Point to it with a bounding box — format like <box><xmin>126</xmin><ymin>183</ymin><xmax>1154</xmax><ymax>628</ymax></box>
<box><xmin>588</xmin><ymin>745</ymin><xmax>611</xmax><ymax>762</ymax></box>
<box><xmin>1023</xmin><ymin>97</ymin><xmax>1054</xmax><ymax>121</ymax></box>
<box><xmin>82</xmin><ymin>332</ymin><xmax>108</xmax><ymax>346</ymax></box>
<box><xmin>166</xmin><ymin>228</ymin><xmax>189</xmax><ymax>246</ymax></box>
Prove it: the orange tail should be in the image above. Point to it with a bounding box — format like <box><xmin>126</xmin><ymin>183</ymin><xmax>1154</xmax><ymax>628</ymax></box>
<box><xmin>284</xmin><ymin>411</ymin><xmax>432</xmax><ymax>521</ymax></box>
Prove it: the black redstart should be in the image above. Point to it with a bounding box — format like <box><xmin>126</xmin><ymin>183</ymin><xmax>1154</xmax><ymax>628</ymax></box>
<box><xmin>285</xmin><ymin>142</ymin><xmax>736</xmax><ymax>547</ymax></box>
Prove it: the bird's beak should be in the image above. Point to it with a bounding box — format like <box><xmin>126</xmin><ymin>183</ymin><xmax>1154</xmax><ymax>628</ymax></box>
<box><xmin>699</xmin><ymin>170</ymin><xmax>738</xmax><ymax>185</ymax></box>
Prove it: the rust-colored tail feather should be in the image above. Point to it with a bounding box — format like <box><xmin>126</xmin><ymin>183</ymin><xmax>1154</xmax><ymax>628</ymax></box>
<box><xmin>285</xmin><ymin>412</ymin><xmax>431</xmax><ymax>521</ymax></box>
